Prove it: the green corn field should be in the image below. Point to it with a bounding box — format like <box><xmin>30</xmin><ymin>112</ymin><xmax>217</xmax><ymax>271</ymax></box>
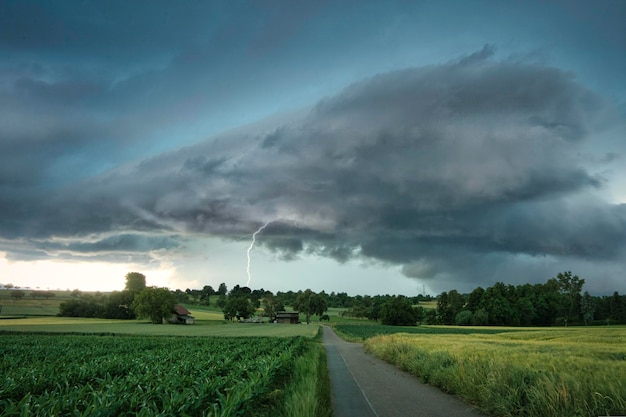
<box><xmin>0</xmin><ymin>334</ymin><xmax>310</xmax><ymax>416</ymax></box>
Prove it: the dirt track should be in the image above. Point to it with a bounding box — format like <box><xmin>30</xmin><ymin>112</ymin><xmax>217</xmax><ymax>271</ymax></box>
<box><xmin>322</xmin><ymin>326</ymin><xmax>485</xmax><ymax>417</ymax></box>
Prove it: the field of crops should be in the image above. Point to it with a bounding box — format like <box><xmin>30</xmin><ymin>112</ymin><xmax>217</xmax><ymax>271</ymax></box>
<box><xmin>333</xmin><ymin>323</ymin><xmax>518</xmax><ymax>341</ymax></box>
<box><xmin>0</xmin><ymin>334</ymin><xmax>312</xmax><ymax>416</ymax></box>
<box><xmin>0</xmin><ymin>297</ymin><xmax>63</xmax><ymax>317</ymax></box>
<box><xmin>364</xmin><ymin>327</ymin><xmax>626</xmax><ymax>417</ymax></box>
<box><xmin>0</xmin><ymin>316</ymin><xmax>321</xmax><ymax>337</ymax></box>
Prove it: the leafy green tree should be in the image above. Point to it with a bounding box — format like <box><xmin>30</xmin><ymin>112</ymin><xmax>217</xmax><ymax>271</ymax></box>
<box><xmin>229</xmin><ymin>285</ymin><xmax>251</xmax><ymax>297</ymax></box>
<box><xmin>480</xmin><ymin>282</ymin><xmax>520</xmax><ymax>325</ymax></box>
<box><xmin>471</xmin><ymin>308</ymin><xmax>489</xmax><ymax>325</ymax></box>
<box><xmin>262</xmin><ymin>294</ymin><xmax>284</xmax><ymax>321</ymax></box>
<box><xmin>131</xmin><ymin>287</ymin><xmax>176</xmax><ymax>324</ymax></box>
<box><xmin>413</xmin><ymin>305</ymin><xmax>426</xmax><ymax>324</ymax></box>
<box><xmin>223</xmin><ymin>296</ymin><xmax>256</xmax><ymax>321</ymax></box>
<box><xmin>293</xmin><ymin>289</ymin><xmax>328</xmax><ymax>324</ymax></box>
<box><xmin>609</xmin><ymin>291</ymin><xmax>625</xmax><ymax>323</ymax></box>
<box><xmin>365</xmin><ymin>295</ymin><xmax>388</xmax><ymax>321</ymax></box>
<box><xmin>515</xmin><ymin>297</ymin><xmax>536</xmax><ymax>326</ymax></box>
<box><xmin>455</xmin><ymin>310</ymin><xmax>474</xmax><ymax>325</ymax></box>
<box><xmin>58</xmin><ymin>297</ymin><xmax>104</xmax><ymax>318</ymax></box>
<box><xmin>532</xmin><ymin>280</ymin><xmax>561</xmax><ymax>326</ymax></box>
<box><xmin>436</xmin><ymin>291</ymin><xmax>451</xmax><ymax>324</ymax></box>
<box><xmin>276</xmin><ymin>290</ymin><xmax>297</xmax><ymax>307</ymax></box>
<box><xmin>556</xmin><ymin>271</ymin><xmax>585</xmax><ymax>323</ymax></box>
<box><xmin>125</xmin><ymin>272</ymin><xmax>146</xmax><ymax>294</ymax></box>
<box><xmin>466</xmin><ymin>287</ymin><xmax>484</xmax><ymax>312</ymax></box>
<box><xmin>10</xmin><ymin>290</ymin><xmax>25</xmax><ymax>300</ymax></box>
<box><xmin>344</xmin><ymin>296</ymin><xmax>371</xmax><ymax>319</ymax></box>
<box><xmin>216</xmin><ymin>294</ymin><xmax>227</xmax><ymax>309</ymax></box>
<box><xmin>104</xmin><ymin>290</ymin><xmax>137</xmax><ymax>319</ymax></box>
<box><xmin>200</xmin><ymin>285</ymin><xmax>214</xmax><ymax>304</ymax></box>
<box><xmin>379</xmin><ymin>295</ymin><xmax>419</xmax><ymax>326</ymax></box>
<box><xmin>580</xmin><ymin>291</ymin><xmax>595</xmax><ymax>326</ymax></box>
<box><xmin>436</xmin><ymin>290</ymin><xmax>464</xmax><ymax>324</ymax></box>
<box><xmin>217</xmin><ymin>283</ymin><xmax>228</xmax><ymax>296</ymax></box>
<box><xmin>172</xmin><ymin>289</ymin><xmax>190</xmax><ymax>303</ymax></box>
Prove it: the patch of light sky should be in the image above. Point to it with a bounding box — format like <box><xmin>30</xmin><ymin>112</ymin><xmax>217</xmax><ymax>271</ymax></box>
<box><xmin>0</xmin><ymin>252</ymin><xmax>174</xmax><ymax>292</ymax></box>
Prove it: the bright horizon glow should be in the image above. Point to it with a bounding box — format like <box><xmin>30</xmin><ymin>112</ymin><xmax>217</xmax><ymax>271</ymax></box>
<box><xmin>0</xmin><ymin>252</ymin><xmax>176</xmax><ymax>292</ymax></box>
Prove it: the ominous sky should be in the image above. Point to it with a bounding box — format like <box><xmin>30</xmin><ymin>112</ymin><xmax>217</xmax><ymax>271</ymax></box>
<box><xmin>1</xmin><ymin>1</ymin><xmax>625</xmax><ymax>295</ymax></box>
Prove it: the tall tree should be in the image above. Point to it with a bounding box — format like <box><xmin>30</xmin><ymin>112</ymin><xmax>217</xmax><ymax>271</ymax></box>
<box><xmin>229</xmin><ymin>285</ymin><xmax>251</xmax><ymax>297</ymax></box>
<box><xmin>609</xmin><ymin>291</ymin><xmax>625</xmax><ymax>323</ymax></box>
<box><xmin>466</xmin><ymin>287</ymin><xmax>485</xmax><ymax>312</ymax></box>
<box><xmin>200</xmin><ymin>285</ymin><xmax>214</xmax><ymax>305</ymax></box>
<box><xmin>223</xmin><ymin>296</ymin><xmax>256</xmax><ymax>321</ymax></box>
<box><xmin>125</xmin><ymin>272</ymin><xmax>146</xmax><ymax>294</ymax></box>
<box><xmin>556</xmin><ymin>271</ymin><xmax>585</xmax><ymax>323</ymax></box>
<box><xmin>10</xmin><ymin>290</ymin><xmax>25</xmax><ymax>300</ymax></box>
<box><xmin>480</xmin><ymin>282</ymin><xmax>518</xmax><ymax>325</ymax></box>
<box><xmin>131</xmin><ymin>287</ymin><xmax>176</xmax><ymax>324</ymax></box>
<box><xmin>262</xmin><ymin>294</ymin><xmax>284</xmax><ymax>321</ymax></box>
<box><xmin>293</xmin><ymin>289</ymin><xmax>328</xmax><ymax>324</ymax></box>
<box><xmin>580</xmin><ymin>291</ymin><xmax>595</xmax><ymax>326</ymax></box>
<box><xmin>380</xmin><ymin>295</ymin><xmax>420</xmax><ymax>326</ymax></box>
<box><xmin>104</xmin><ymin>290</ymin><xmax>137</xmax><ymax>319</ymax></box>
<box><xmin>436</xmin><ymin>291</ymin><xmax>464</xmax><ymax>324</ymax></box>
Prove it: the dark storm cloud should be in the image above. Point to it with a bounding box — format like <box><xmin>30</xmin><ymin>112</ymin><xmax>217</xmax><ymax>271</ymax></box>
<box><xmin>1</xmin><ymin>1</ymin><xmax>369</xmax><ymax>220</ymax></box>
<box><xmin>41</xmin><ymin>233</ymin><xmax>181</xmax><ymax>256</ymax></box>
<box><xmin>5</xmin><ymin>52</ymin><xmax>624</xmax><ymax>290</ymax></box>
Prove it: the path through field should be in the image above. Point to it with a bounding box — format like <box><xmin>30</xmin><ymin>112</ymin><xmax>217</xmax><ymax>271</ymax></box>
<box><xmin>322</xmin><ymin>326</ymin><xmax>485</xmax><ymax>417</ymax></box>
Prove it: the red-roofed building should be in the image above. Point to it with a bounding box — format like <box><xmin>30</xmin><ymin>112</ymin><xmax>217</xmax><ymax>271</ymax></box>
<box><xmin>169</xmin><ymin>304</ymin><xmax>195</xmax><ymax>325</ymax></box>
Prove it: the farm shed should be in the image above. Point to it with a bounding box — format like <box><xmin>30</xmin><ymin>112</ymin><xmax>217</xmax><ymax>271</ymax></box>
<box><xmin>168</xmin><ymin>304</ymin><xmax>195</xmax><ymax>325</ymax></box>
<box><xmin>275</xmin><ymin>312</ymin><xmax>299</xmax><ymax>324</ymax></box>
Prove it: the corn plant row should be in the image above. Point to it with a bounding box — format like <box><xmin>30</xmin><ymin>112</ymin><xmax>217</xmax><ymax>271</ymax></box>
<box><xmin>0</xmin><ymin>335</ymin><xmax>307</xmax><ymax>416</ymax></box>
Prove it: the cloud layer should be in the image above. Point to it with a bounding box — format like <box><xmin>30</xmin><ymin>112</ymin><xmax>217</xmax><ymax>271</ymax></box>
<box><xmin>3</xmin><ymin>50</ymin><xmax>624</xmax><ymax>292</ymax></box>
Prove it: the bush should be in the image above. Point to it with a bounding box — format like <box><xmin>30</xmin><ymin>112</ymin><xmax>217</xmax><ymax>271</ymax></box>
<box><xmin>471</xmin><ymin>308</ymin><xmax>489</xmax><ymax>325</ymax></box>
<box><xmin>380</xmin><ymin>296</ymin><xmax>419</xmax><ymax>326</ymax></box>
<box><xmin>455</xmin><ymin>310</ymin><xmax>473</xmax><ymax>326</ymax></box>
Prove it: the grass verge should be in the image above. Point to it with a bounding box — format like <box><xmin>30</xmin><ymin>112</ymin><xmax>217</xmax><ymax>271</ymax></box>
<box><xmin>364</xmin><ymin>327</ymin><xmax>626</xmax><ymax>417</ymax></box>
<box><xmin>281</xmin><ymin>329</ymin><xmax>333</xmax><ymax>417</ymax></box>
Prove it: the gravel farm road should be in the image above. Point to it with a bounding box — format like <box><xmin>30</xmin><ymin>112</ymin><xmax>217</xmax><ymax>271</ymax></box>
<box><xmin>322</xmin><ymin>326</ymin><xmax>486</xmax><ymax>417</ymax></box>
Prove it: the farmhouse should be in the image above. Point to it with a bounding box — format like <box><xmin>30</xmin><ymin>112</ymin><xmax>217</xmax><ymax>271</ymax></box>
<box><xmin>168</xmin><ymin>304</ymin><xmax>195</xmax><ymax>325</ymax></box>
<box><xmin>275</xmin><ymin>312</ymin><xmax>299</xmax><ymax>324</ymax></box>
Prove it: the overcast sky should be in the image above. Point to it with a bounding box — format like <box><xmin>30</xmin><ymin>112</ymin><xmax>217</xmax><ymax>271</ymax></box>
<box><xmin>1</xmin><ymin>1</ymin><xmax>625</xmax><ymax>296</ymax></box>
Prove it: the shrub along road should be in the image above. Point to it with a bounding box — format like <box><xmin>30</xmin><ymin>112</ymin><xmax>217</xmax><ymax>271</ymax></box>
<box><xmin>322</xmin><ymin>326</ymin><xmax>485</xmax><ymax>417</ymax></box>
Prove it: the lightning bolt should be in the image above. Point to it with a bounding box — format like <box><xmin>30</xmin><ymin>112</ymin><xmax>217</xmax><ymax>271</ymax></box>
<box><xmin>246</xmin><ymin>221</ymin><xmax>272</xmax><ymax>287</ymax></box>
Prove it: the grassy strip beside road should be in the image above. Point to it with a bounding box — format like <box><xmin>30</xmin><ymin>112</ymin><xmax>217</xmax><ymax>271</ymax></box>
<box><xmin>364</xmin><ymin>327</ymin><xmax>626</xmax><ymax>417</ymax></box>
<box><xmin>283</xmin><ymin>333</ymin><xmax>333</xmax><ymax>417</ymax></box>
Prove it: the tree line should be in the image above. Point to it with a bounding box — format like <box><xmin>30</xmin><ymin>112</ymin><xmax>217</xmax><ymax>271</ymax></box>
<box><xmin>326</xmin><ymin>271</ymin><xmax>626</xmax><ymax>327</ymax></box>
<box><xmin>58</xmin><ymin>273</ymin><xmax>191</xmax><ymax>324</ymax></box>
<box><xmin>432</xmin><ymin>271</ymin><xmax>626</xmax><ymax>327</ymax></box>
<box><xmin>3</xmin><ymin>289</ymin><xmax>57</xmax><ymax>300</ymax></box>
<box><xmin>57</xmin><ymin>274</ymin><xmax>332</xmax><ymax>325</ymax></box>
<box><xmin>55</xmin><ymin>270</ymin><xmax>626</xmax><ymax>327</ymax></box>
